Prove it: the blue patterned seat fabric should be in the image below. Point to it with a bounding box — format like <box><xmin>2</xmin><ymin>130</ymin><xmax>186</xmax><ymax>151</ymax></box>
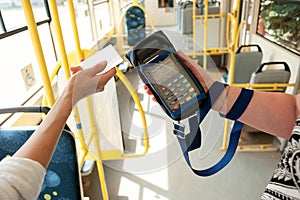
<box><xmin>0</xmin><ymin>128</ymin><xmax>81</xmax><ymax>200</ymax></box>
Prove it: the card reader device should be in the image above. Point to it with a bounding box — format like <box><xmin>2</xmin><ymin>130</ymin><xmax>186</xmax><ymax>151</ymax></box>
<box><xmin>126</xmin><ymin>30</ymin><xmax>206</xmax><ymax>121</ymax></box>
<box><xmin>126</xmin><ymin>30</ymin><xmax>253</xmax><ymax>177</ymax></box>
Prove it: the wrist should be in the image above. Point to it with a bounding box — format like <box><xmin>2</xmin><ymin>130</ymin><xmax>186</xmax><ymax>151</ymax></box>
<box><xmin>219</xmin><ymin>86</ymin><xmax>241</xmax><ymax>116</ymax></box>
<box><xmin>209</xmin><ymin>82</ymin><xmax>228</xmax><ymax>112</ymax></box>
<box><xmin>209</xmin><ymin>83</ymin><xmax>241</xmax><ymax>116</ymax></box>
<box><xmin>212</xmin><ymin>84</ymin><xmax>230</xmax><ymax>113</ymax></box>
<box><xmin>63</xmin><ymin>76</ymin><xmax>83</xmax><ymax>108</ymax></box>
<box><xmin>58</xmin><ymin>82</ymin><xmax>74</xmax><ymax>111</ymax></box>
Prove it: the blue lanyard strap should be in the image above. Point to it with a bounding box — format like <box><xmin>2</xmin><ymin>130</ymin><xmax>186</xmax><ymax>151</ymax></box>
<box><xmin>173</xmin><ymin>82</ymin><xmax>254</xmax><ymax>176</ymax></box>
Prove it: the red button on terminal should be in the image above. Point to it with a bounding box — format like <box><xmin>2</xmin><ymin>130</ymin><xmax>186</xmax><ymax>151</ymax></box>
<box><xmin>173</xmin><ymin>104</ymin><xmax>180</xmax><ymax>110</ymax></box>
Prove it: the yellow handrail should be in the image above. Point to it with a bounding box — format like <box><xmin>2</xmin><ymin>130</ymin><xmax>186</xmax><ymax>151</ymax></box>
<box><xmin>21</xmin><ymin>0</ymin><xmax>55</xmax><ymax>106</ymax></box>
<box><xmin>21</xmin><ymin>0</ymin><xmax>149</xmax><ymax>199</ymax></box>
<box><xmin>235</xmin><ymin>21</ymin><xmax>245</xmax><ymax>51</ymax></box>
<box><xmin>232</xmin><ymin>83</ymin><xmax>295</xmax><ymax>89</ymax></box>
<box><xmin>195</xmin><ymin>13</ymin><xmax>223</xmax><ymax>19</ymax></box>
<box><xmin>115</xmin><ymin>67</ymin><xmax>149</xmax><ymax>158</ymax></box>
<box><xmin>43</xmin><ymin>50</ymin><xmax>150</xmax><ymax>200</ymax></box>
<box><xmin>203</xmin><ymin>0</ymin><xmax>208</xmax><ymax>71</ymax></box>
<box><xmin>190</xmin><ymin>0</ymin><xmax>244</xmax><ymax>151</ymax></box>
<box><xmin>45</xmin><ymin>58</ymin><xmax>150</xmax><ymax>156</ymax></box>
<box><xmin>222</xmin><ymin>0</ymin><xmax>242</xmax><ymax>151</ymax></box>
<box><xmin>46</xmin><ymin>1</ymin><xmax>110</xmax><ymax>199</ymax></box>
<box><xmin>192</xmin><ymin>0</ymin><xmax>196</xmax><ymax>58</ymax></box>
<box><xmin>44</xmin><ymin>53</ymin><xmax>150</xmax><ymax>200</ymax></box>
<box><xmin>227</xmin><ymin>0</ymin><xmax>241</xmax><ymax>86</ymax></box>
<box><xmin>221</xmin><ymin>0</ymin><xmax>298</xmax><ymax>152</ymax></box>
<box><xmin>48</xmin><ymin>0</ymin><xmax>71</xmax><ymax>80</ymax></box>
<box><xmin>64</xmin><ymin>5</ymin><xmax>109</xmax><ymax>200</ymax></box>
<box><xmin>192</xmin><ymin>0</ymin><xmax>233</xmax><ymax>65</ymax></box>
<box><xmin>67</xmin><ymin>0</ymin><xmax>83</xmax><ymax>60</ymax></box>
<box><xmin>47</xmin><ymin>0</ymin><xmax>89</xmax><ymax>162</ymax></box>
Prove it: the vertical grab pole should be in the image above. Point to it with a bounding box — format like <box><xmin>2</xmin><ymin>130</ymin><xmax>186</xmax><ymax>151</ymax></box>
<box><xmin>65</xmin><ymin>1</ymin><xmax>110</xmax><ymax>199</ymax></box>
<box><xmin>192</xmin><ymin>0</ymin><xmax>196</xmax><ymax>58</ymax></box>
<box><xmin>203</xmin><ymin>0</ymin><xmax>208</xmax><ymax>71</ymax></box>
<box><xmin>21</xmin><ymin>0</ymin><xmax>55</xmax><ymax>106</ymax></box>
<box><xmin>67</xmin><ymin>0</ymin><xmax>83</xmax><ymax>60</ymax></box>
<box><xmin>47</xmin><ymin>0</ymin><xmax>89</xmax><ymax>171</ymax></box>
<box><xmin>86</xmin><ymin>96</ymin><xmax>110</xmax><ymax>200</ymax></box>
<box><xmin>222</xmin><ymin>0</ymin><xmax>242</xmax><ymax>151</ymax></box>
<box><xmin>47</xmin><ymin>0</ymin><xmax>71</xmax><ymax>80</ymax></box>
<box><xmin>228</xmin><ymin>0</ymin><xmax>241</xmax><ymax>86</ymax></box>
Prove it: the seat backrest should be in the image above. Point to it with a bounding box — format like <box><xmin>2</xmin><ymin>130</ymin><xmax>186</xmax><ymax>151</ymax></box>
<box><xmin>0</xmin><ymin>127</ymin><xmax>82</xmax><ymax>200</ymax></box>
<box><xmin>125</xmin><ymin>5</ymin><xmax>145</xmax><ymax>46</ymax></box>
<box><xmin>233</xmin><ymin>45</ymin><xmax>263</xmax><ymax>84</ymax></box>
<box><xmin>250</xmin><ymin>61</ymin><xmax>291</xmax><ymax>92</ymax></box>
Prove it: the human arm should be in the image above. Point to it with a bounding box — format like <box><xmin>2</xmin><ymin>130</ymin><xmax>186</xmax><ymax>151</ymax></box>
<box><xmin>13</xmin><ymin>60</ymin><xmax>116</xmax><ymax>168</ymax></box>
<box><xmin>177</xmin><ymin>50</ymin><xmax>299</xmax><ymax>139</ymax></box>
<box><xmin>0</xmin><ymin>60</ymin><xmax>115</xmax><ymax>199</ymax></box>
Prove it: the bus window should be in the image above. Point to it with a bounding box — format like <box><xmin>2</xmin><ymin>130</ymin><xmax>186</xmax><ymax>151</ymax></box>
<box><xmin>0</xmin><ymin>0</ymin><xmax>49</xmax><ymax>31</ymax></box>
<box><xmin>0</xmin><ymin>24</ymin><xmax>56</xmax><ymax>108</ymax></box>
<box><xmin>0</xmin><ymin>1</ymin><xmax>55</xmax><ymax>124</ymax></box>
<box><xmin>0</xmin><ymin>0</ymin><xmax>109</xmax><ymax>124</ymax></box>
<box><xmin>93</xmin><ymin>1</ymin><xmax>113</xmax><ymax>41</ymax></box>
<box><xmin>57</xmin><ymin>0</ymin><xmax>93</xmax><ymax>51</ymax></box>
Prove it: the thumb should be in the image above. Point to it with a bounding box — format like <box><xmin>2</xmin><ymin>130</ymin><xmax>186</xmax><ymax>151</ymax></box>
<box><xmin>89</xmin><ymin>60</ymin><xmax>107</xmax><ymax>75</ymax></box>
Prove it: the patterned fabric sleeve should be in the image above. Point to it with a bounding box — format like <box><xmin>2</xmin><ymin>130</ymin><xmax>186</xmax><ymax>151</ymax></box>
<box><xmin>261</xmin><ymin>116</ymin><xmax>300</xmax><ymax>200</ymax></box>
<box><xmin>0</xmin><ymin>157</ymin><xmax>46</xmax><ymax>200</ymax></box>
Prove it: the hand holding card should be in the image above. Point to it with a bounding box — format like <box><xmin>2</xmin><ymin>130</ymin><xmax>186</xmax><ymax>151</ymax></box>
<box><xmin>81</xmin><ymin>44</ymin><xmax>123</xmax><ymax>74</ymax></box>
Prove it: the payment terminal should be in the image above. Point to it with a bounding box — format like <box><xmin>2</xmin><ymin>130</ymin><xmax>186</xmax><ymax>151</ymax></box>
<box><xmin>126</xmin><ymin>30</ymin><xmax>253</xmax><ymax>177</ymax></box>
<box><xmin>126</xmin><ymin>30</ymin><xmax>206</xmax><ymax>121</ymax></box>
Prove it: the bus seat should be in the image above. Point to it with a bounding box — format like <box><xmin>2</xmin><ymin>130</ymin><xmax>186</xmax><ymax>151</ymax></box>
<box><xmin>250</xmin><ymin>61</ymin><xmax>291</xmax><ymax>92</ymax></box>
<box><xmin>125</xmin><ymin>5</ymin><xmax>146</xmax><ymax>46</ymax></box>
<box><xmin>0</xmin><ymin>106</ymin><xmax>83</xmax><ymax>200</ymax></box>
<box><xmin>232</xmin><ymin>44</ymin><xmax>263</xmax><ymax>83</ymax></box>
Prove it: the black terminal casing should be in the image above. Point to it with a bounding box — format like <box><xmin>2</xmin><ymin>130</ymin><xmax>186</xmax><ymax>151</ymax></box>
<box><xmin>126</xmin><ymin>30</ymin><xmax>206</xmax><ymax>121</ymax></box>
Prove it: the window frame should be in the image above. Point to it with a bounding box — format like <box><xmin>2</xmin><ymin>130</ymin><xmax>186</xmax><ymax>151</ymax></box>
<box><xmin>0</xmin><ymin>0</ymin><xmax>52</xmax><ymax>38</ymax></box>
<box><xmin>0</xmin><ymin>0</ymin><xmax>55</xmax><ymax>125</ymax></box>
<box><xmin>256</xmin><ymin>0</ymin><xmax>300</xmax><ymax>56</ymax></box>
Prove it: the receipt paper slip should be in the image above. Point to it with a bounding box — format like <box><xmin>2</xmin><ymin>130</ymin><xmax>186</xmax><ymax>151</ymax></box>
<box><xmin>81</xmin><ymin>44</ymin><xmax>123</xmax><ymax>74</ymax></box>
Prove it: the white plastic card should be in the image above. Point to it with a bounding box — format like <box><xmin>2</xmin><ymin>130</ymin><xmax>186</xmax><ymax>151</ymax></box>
<box><xmin>82</xmin><ymin>44</ymin><xmax>123</xmax><ymax>74</ymax></box>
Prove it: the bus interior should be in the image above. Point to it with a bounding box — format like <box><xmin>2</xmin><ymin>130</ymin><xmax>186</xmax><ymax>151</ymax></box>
<box><xmin>0</xmin><ymin>0</ymin><xmax>299</xmax><ymax>199</ymax></box>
